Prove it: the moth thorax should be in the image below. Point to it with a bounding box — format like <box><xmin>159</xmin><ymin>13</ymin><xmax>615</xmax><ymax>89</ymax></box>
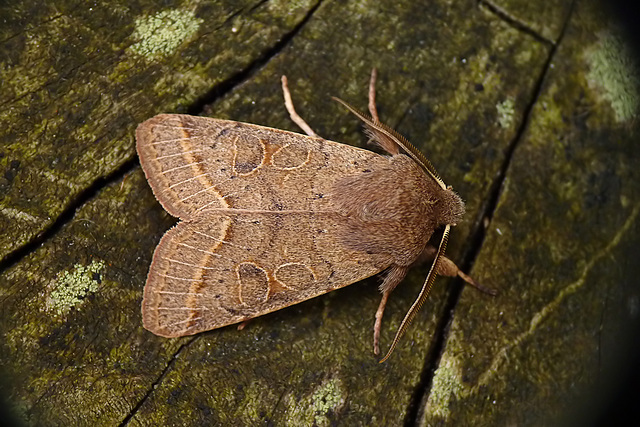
<box><xmin>437</xmin><ymin>188</ymin><xmax>465</xmax><ymax>226</ymax></box>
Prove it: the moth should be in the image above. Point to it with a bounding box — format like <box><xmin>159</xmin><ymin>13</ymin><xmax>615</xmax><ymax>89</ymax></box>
<box><xmin>136</xmin><ymin>70</ymin><xmax>493</xmax><ymax>362</ymax></box>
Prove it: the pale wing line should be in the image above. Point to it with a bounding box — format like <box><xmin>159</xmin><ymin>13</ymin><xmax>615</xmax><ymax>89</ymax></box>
<box><xmin>194</xmin><ymin>230</ymin><xmax>251</xmax><ymax>251</ymax></box>
<box><xmin>151</xmin><ymin>124</ymin><xmax>199</xmax><ymax>130</ymax></box>
<box><xmin>164</xmin><ymin>317</ymin><xmax>203</xmax><ymax>328</ymax></box>
<box><xmin>159</xmin><ymin>273</ymin><xmax>201</xmax><ymax>282</ymax></box>
<box><xmin>178</xmin><ymin>242</ymin><xmax>220</xmax><ymax>256</ymax></box>
<box><xmin>150</xmin><ymin>137</ymin><xmax>203</xmax><ymax>145</ymax></box>
<box><xmin>201</xmin><ymin>208</ymin><xmax>336</xmax><ymax>215</ymax></box>
<box><xmin>177</xmin><ymin>242</ymin><xmax>235</xmax><ymax>263</ymax></box>
<box><xmin>168</xmin><ymin>172</ymin><xmax>211</xmax><ymax>189</ymax></box>
<box><xmin>180</xmin><ymin>183</ymin><xmax>220</xmax><ymax>202</ymax></box>
<box><xmin>155</xmin><ymin>149</ymin><xmax>203</xmax><ymax>160</ymax></box>
<box><xmin>156</xmin><ymin>307</ymin><xmax>211</xmax><ymax>311</ymax></box>
<box><xmin>162</xmin><ymin>257</ymin><xmax>220</xmax><ymax>270</ymax></box>
<box><xmin>158</xmin><ymin>291</ymin><xmax>204</xmax><ymax>296</ymax></box>
<box><xmin>195</xmin><ymin>198</ymin><xmax>225</xmax><ymax>213</ymax></box>
<box><xmin>187</xmin><ymin>175</ymin><xmax>240</xmax><ymax>213</ymax></box>
<box><xmin>161</xmin><ymin>161</ymin><xmax>205</xmax><ymax>175</ymax></box>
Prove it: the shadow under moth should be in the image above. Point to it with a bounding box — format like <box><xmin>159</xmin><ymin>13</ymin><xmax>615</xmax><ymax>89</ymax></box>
<box><xmin>136</xmin><ymin>70</ymin><xmax>493</xmax><ymax>362</ymax></box>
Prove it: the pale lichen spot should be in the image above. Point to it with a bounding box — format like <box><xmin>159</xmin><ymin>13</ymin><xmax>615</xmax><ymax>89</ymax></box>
<box><xmin>130</xmin><ymin>9</ymin><xmax>203</xmax><ymax>60</ymax></box>
<box><xmin>0</xmin><ymin>207</ymin><xmax>40</xmax><ymax>223</ymax></box>
<box><xmin>496</xmin><ymin>97</ymin><xmax>515</xmax><ymax>129</ymax></box>
<box><xmin>427</xmin><ymin>354</ymin><xmax>464</xmax><ymax>420</ymax></box>
<box><xmin>283</xmin><ymin>377</ymin><xmax>345</xmax><ymax>425</ymax></box>
<box><xmin>311</xmin><ymin>378</ymin><xmax>345</xmax><ymax>427</ymax></box>
<box><xmin>49</xmin><ymin>260</ymin><xmax>105</xmax><ymax>315</ymax></box>
<box><xmin>586</xmin><ymin>29</ymin><xmax>640</xmax><ymax>122</ymax></box>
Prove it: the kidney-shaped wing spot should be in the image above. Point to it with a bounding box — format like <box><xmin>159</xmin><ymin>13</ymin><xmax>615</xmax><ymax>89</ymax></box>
<box><xmin>274</xmin><ymin>262</ymin><xmax>317</xmax><ymax>291</ymax></box>
<box><xmin>232</xmin><ymin>131</ymin><xmax>267</xmax><ymax>176</ymax></box>
<box><xmin>271</xmin><ymin>144</ymin><xmax>312</xmax><ymax>170</ymax></box>
<box><xmin>236</xmin><ymin>262</ymin><xmax>270</xmax><ymax>306</ymax></box>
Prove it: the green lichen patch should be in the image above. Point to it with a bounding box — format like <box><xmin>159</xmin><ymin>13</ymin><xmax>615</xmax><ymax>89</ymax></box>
<box><xmin>427</xmin><ymin>354</ymin><xmax>464</xmax><ymax>419</ymax></box>
<box><xmin>129</xmin><ymin>9</ymin><xmax>203</xmax><ymax>60</ymax></box>
<box><xmin>496</xmin><ymin>98</ymin><xmax>515</xmax><ymax>129</ymax></box>
<box><xmin>283</xmin><ymin>377</ymin><xmax>346</xmax><ymax>426</ymax></box>
<box><xmin>311</xmin><ymin>378</ymin><xmax>345</xmax><ymax>426</ymax></box>
<box><xmin>586</xmin><ymin>29</ymin><xmax>640</xmax><ymax>122</ymax></box>
<box><xmin>48</xmin><ymin>260</ymin><xmax>105</xmax><ymax>315</ymax></box>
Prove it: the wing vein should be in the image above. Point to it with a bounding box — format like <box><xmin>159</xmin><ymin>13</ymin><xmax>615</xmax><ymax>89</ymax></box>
<box><xmin>168</xmin><ymin>173</ymin><xmax>211</xmax><ymax>189</ymax></box>
<box><xmin>161</xmin><ymin>162</ymin><xmax>205</xmax><ymax>174</ymax></box>
<box><xmin>156</xmin><ymin>149</ymin><xmax>203</xmax><ymax>160</ymax></box>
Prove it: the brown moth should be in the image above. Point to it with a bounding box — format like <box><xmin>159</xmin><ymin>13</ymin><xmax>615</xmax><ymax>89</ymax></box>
<box><xmin>136</xmin><ymin>70</ymin><xmax>492</xmax><ymax>362</ymax></box>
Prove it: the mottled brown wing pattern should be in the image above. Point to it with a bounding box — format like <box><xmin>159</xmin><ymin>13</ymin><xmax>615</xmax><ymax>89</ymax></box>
<box><xmin>137</xmin><ymin>114</ymin><xmax>384</xmax><ymax>218</ymax></box>
<box><xmin>136</xmin><ymin>114</ymin><xmax>395</xmax><ymax>337</ymax></box>
<box><xmin>141</xmin><ymin>212</ymin><xmax>391</xmax><ymax>337</ymax></box>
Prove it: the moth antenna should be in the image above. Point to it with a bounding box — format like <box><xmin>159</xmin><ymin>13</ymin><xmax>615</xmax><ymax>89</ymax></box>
<box><xmin>332</xmin><ymin>97</ymin><xmax>447</xmax><ymax>191</ymax></box>
<box><xmin>379</xmin><ymin>225</ymin><xmax>450</xmax><ymax>363</ymax></box>
<box><xmin>281</xmin><ymin>75</ymin><xmax>318</xmax><ymax>137</ymax></box>
<box><xmin>368</xmin><ymin>68</ymin><xmax>379</xmax><ymax>122</ymax></box>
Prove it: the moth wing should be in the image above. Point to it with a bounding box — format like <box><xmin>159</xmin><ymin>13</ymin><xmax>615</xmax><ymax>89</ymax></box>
<box><xmin>142</xmin><ymin>211</ymin><xmax>391</xmax><ymax>337</ymax></box>
<box><xmin>136</xmin><ymin>114</ymin><xmax>387</xmax><ymax>218</ymax></box>
<box><xmin>137</xmin><ymin>114</ymin><xmax>397</xmax><ymax>337</ymax></box>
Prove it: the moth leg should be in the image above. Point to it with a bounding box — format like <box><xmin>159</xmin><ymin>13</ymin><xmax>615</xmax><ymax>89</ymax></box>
<box><xmin>437</xmin><ymin>255</ymin><xmax>496</xmax><ymax>295</ymax></box>
<box><xmin>368</xmin><ymin>68</ymin><xmax>380</xmax><ymax>122</ymax></box>
<box><xmin>421</xmin><ymin>245</ymin><xmax>497</xmax><ymax>295</ymax></box>
<box><xmin>281</xmin><ymin>75</ymin><xmax>318</xmax><ymax>137</ymax></box>
<box><xmin>237</xmin><ymin>320</ymin><xmax>250</xmax><ymax>330</ymax></box>
<box><xmin>374</xmin><ymin>265</ymin><xmax>409</xmax><ymax>355</ymax></box>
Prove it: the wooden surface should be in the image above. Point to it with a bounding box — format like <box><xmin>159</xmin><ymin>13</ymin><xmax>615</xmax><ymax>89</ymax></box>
<box><xmin>1</xmin><ymin>0</ymin><xmax>639</xmax><ymax>425</ymax></box>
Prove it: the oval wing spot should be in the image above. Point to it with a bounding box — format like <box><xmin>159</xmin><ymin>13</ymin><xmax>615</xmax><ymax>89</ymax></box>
<box><xmin>274</xmin><ymin>262</ymin><xmax>316</xmax><ymax>290</ymax></box>
<box><xmin>237</xmin><ymin>262</ymin><xmax>269</xmax><ymax>305</ymax></box>
<box><xmin>233</xmin><ymin>134</ymin><xmax>266</xmax><ymax>176</ymax></box>
<box><xmin>271</xmin><ymin>144</ymin><xmax>311</xmax><ymax>170</ymax></box>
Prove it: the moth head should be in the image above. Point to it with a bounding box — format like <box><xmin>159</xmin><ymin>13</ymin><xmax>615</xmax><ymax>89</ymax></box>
<box><xmin>438</xmin><ymin>187</ymin><xmax>465</xmax><ymax>227</ymax></box>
